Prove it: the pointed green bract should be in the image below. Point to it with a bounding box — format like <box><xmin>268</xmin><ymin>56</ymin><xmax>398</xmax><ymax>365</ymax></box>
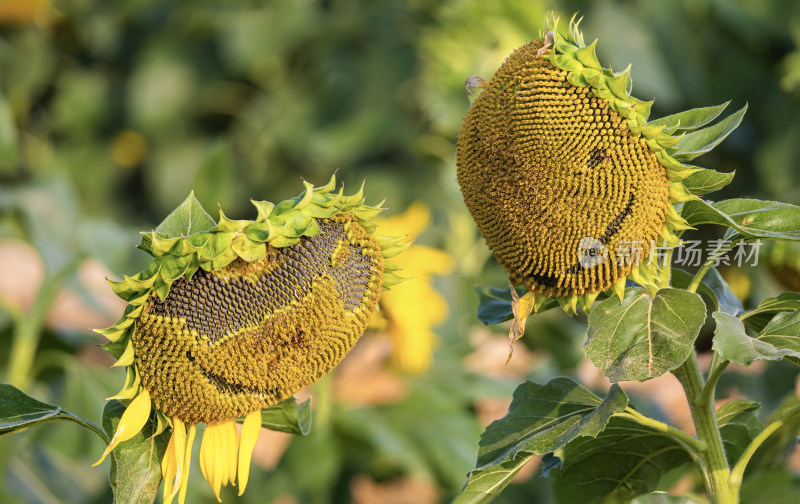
<box><xmin>672</xmin><ymin>105</ymin><xmax>747</xmax><ymax>161</ymax></box>
<box><xmin>155</xmin><ymin>191</ymin><xmax>216</xmax><ymax>238</ymax></box>
<box><xmin>681</xmin><ymin>168</ymin><xmax>735</xmax><ymax>195</ymax></box>
<box><xmin>648</xmin><ymin>101</ymin><xmax>730</xmax><ymax>131</ymax></box>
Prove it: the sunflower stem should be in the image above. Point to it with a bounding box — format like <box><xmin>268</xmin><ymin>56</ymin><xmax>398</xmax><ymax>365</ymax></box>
<box><xmin>687</xmin><ymin>242</ymin><xmax>735</xmax><ymax>293</ymax></box>
<box><xmin>673</xmin><ymin>353</ymin><xmax>738</xmax><ymax>504</ymax></box>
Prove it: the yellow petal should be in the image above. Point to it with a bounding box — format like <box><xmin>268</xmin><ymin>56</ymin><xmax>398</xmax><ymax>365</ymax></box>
<box><xmin>161</xmin><ymin>431</ymin><xmax>177</xmax><ymax>502</ymax></box>
<box><xmin>215</xmin><ymin>422</ymin><xmax>226</xmax><ymax>491</ymax></box>
<box><xmin>375</xmin><ymin>201</ymin><xmax>430</xmax><ymax>238</ymax></box>
<box><xmin>199</xmin><ymin>426</ymin><xmax>208</xmax><ymax>486</ymax></box>
<box><xmin>390</xmin><ymin>245</ymin><xmax>453</xmax><ymax>275</ymax></box>
<box><xmin>227</xmin><ymin>420</ymin><xmax>239</xmax><ymax>487</ymax></box>
<box><xmin>178</xmin><ymin>424</ymin><xmax>196</xmax><ymax>504</ymax></box>
<box><xmin>237</xmin><ymin>411</ymin><xmax>262</xmax><ymax>495</ymax></box>
<box><xmin>164</xmin><ymin>418</ymin><xmax>186</xmax><ymax>504</ymax></box>
<box><xmin>200</xmin><ymin>423</ymin><xmax>222</xmax><ymax>502</ymax></box>
<box><xmin>93</xmin><ymin>388</ymin><xmax>152</xmax><ymax>466</ymax></box>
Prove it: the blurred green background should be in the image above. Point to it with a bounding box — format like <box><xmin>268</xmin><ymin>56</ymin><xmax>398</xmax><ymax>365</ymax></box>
<box><xmin>1</xmin><ymin>0</ymin><xmax>800</xmax><ymax>503</ymax></box>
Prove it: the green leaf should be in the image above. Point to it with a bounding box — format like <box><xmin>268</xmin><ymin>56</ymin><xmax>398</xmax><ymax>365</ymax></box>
<box><xmin>739</xmin><ymin>292</ymin><xmax>800</xmax><ymax>333</ymax></box>
<box><xmin>680</xmin><ymin>168</ymin><xmax>735</xmax><ymax>196</ymax></box>
<box><xmin>648</xmin><ymin>101</ymin><xmax>729</xmax><ymax>131</ymax></box>
<box><xmin>474</xmin><ymin>285</ymin><xmax>557</xmax><ymax>325</ymax></box>
<box><xmin>712</xmin><ymin>312</ymin><xmax>800</xmax><ymax>366</ymax></box>
<box><xmin>672</xmin><ymin>267</ymin><xmax>743</xmax><ymax>316</ymax></box>
<box><xmin>672</xmin><ymin>104</ymin><xmax>747</xmax><ymax>161</ymax></box>
<box><xmin>740</xmin><ymin>468</ymin><xmax>800</xmax><ymax>504</ymax></box>
<box><xmin>260</xmin><ymin>396</ymin><xmax>311</xmax><ymax>435</ymax></box>
<box><xmin>717</xmin><ymin>399</ymin><xmax>762</xmax><ymax>467</ymax></box>
<box><xmin>154</xmin><ymin>191</ymin><xmax>216</xmax><ymax>238</ymax></box>
<box><xmin>757</xmin><ymin>309</ymin><xmax>800</xmax><ymax>365</ymax></box>
<box><xmin>550</xmin><ymin>418</ymin><xmax>691</xmax><ymax>504</ymax></box>
<box><xmin>455</xmin><ymin>378</ymin><xmax>628</xmax><ymax>504</ymax></box>
<box><xmin>102</xmin><ymin>401</ymin><xmax>169</xmax><ymax>504</ymax></box>
<box><xmin>585</xmin><ymin>288</ymin><xmax>706</xmax><ymax>382</ymax></box>
<box><xmin>0</xmin><ymin>383</ymin><xmax>107</xmax><ymax>441</ymax></box>
<box><xmin>681</xmin><ymin>198</ymin><xmax>800</xmax><ymax>241</ymax></box>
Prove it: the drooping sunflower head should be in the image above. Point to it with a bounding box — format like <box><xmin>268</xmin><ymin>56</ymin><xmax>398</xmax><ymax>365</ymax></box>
<box><xmin>457</xmin><ymin>14</ymin><xmax>701</xmax><ymax>309</ymax></box>
<box><xmin>93</xmin><ymin>176</ymin><xmax>406</xmax><ymax>502</ymax></box>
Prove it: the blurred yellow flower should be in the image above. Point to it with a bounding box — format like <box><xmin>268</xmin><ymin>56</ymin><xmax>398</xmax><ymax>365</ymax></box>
<box><xmin>0</xmin><ymin>0</ymin><xmax>48</xmax><ymax>25</ymax></box>
<box><xmin>110</xmin><ymin>130</ymin><xmax>148</xmax><ymax>168</ymax></box>
<box><xmin>375</xmin><ymin>202</ymin><xmax>453</xmax><ymax>373</ymax></box>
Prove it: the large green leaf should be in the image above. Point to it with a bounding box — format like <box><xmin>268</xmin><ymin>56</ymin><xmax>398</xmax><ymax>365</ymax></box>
<box><xmin>672</xmin><ymin>268</ymin><xmax>743</xmax><ymax>316</ymax></box>
<box><xmin>680</xmin><ymin>168</ymin><xmax>735</xmax><ymax>196</ymax></box>
<box><xmin>550</xmin><ymin>418</ymin><xmax>691</xmax><ymax>504</ymax></box>
<box><xmin>102</xmin><ymin>401</ymin><xmax>169</xmax><ymax>504</ymax></box>
<box><xmin>739</xmin><ymin>292</ymin><xmax>800</xmax><ymax>333</ymax></box>
<box><xmin>155</xmin><ymin>191</ymin><xmax>217</xmax><ymax>238</ymax></box>
<box><xmin>455</xmin><ymin>378</ymin><xmax>628</xmax><ymax>504</ymax></box>
<box><xmin>757</xmin><ymin>309</ymin><xmax>800</xmax><ymax>365</ymax></box>
<box><xmin>648</xmin><ymin>101</ymin><xmax>730</xmax><ymax>131</ymax></box>
<box><xmin>717</xmin><ymin>399</ymin><xmax>762</xmax><ymax>467</ymax></box>
<box><xmin>0</xmin><ymin>383</ymin><xmax>107</xmax><ymax>441</ymax></box>
<box><xmin>474</xmin><ymin>285</ymin><xmax>558</xmax><ymax>325</ymax></box>
<box><xmin>672</xmin><ymin>105</ymin><xmax>747</xmax><ymax>161</ymax></box>
<box><xmin>712</xmin><ymin>312</ymin><xmax>800</xmax><ymax>366</ymax></box>
<box><xmin>260</xmin><ymin>396</ymin><xmax>312</xmax><ymax>435</ymax></box>
<box><xmin>681</xmin><ymin>198</ymin><xmax>800</xmax><ymax>241</ymax></box>
<box><xmin>740</xmin><ymin>468</ymin><xmax>800</xmax><ymax>504</ymax></box>
<box><xmin>713</xmin><ymin>310</ymin><xmax>800</xmax><ymax>367</ymax></box>
<box><xmin>585</xmin><ymin>288</ymin><xmax>706</xmax><ymax>382</ymax></box>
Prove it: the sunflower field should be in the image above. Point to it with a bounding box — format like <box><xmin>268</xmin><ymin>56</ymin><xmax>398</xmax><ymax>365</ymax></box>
<box><xmin>2</xmin><ymin>1</ymin><xmax>800</xmax><ymax>503</ymax></box>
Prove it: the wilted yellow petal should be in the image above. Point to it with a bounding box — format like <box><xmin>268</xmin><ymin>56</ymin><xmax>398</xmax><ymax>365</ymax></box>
<box><xmin>200</xmin><ymin>423</ymin><xmax>223</xmax><ymax>502</ymax></box>
<box><xmin>237</xmin><ymin>410</ymin><xmax>262</xmax><ymax>495</ymax></box>
<box><xmin>225</xmin><ymin>420</ymin><xmax>239</xmax><ymax>487</ymax></box>
<box><xmin>161</xmin><ymin>431</ymin><xmax>177</xmax><ymax>503</ymax></box>
<box><xmin>164</xmin><ymin>418</ymin><xmax>186</xmax><ymax>504</ymax></box>
<box><xmin>178</xmin><ymin>424</ymin><xmax>196</xmax><ymax>504</ymax></box>
<box><xmin>215</xmin><ymin>421</ymin><xmax>227</xmax><ymax>490</ymax></box>
<box><xmin>93</xmin><ymin>388</ymin><xmax>151</xmax><ymax>466</ymax></box>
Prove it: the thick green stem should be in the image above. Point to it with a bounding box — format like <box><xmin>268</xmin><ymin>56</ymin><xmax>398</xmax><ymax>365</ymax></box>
<box><xmin>673</xmin><ymin>353</ymin><xmax>738</xmax><ymax>504</ymax></box>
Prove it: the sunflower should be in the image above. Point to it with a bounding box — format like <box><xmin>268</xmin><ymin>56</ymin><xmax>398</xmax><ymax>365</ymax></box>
<box><xmin>457</xmin><ymin>14</ymin><xmax>702</xmax><ymax>316</ymax></box>
<box><xmin>92</xmin><ymin>176</ymin><xmax>405</xmax><ymax>502</ymax></box>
